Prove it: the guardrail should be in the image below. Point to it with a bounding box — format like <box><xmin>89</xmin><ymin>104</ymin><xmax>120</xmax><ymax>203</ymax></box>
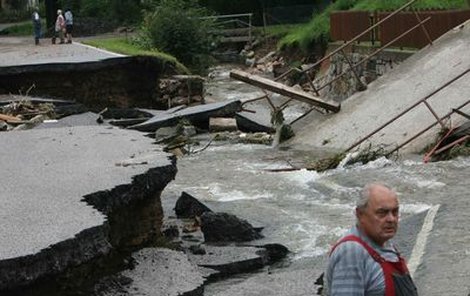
<box><xmin>344</xmin><ymin>68</ymin><xmax>470</xmax><ymax>154</ymax></box>
<box><xmin>201</xmin><ymin>13</ymin><xmax>254</xmax><ymax>45</ymax></box>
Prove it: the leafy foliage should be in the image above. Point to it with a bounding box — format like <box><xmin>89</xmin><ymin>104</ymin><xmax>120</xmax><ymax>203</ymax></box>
<box><xmin>198</xmin><ymin>0</ymin><xmax>325</xmax><ymax>23</ymax></box>
<box><xmin>0</xmin><ymin>20</ymin><xmax>47</xmax><ymax>36</ymax></box>
<box><xmin>142</xmin><ymin>0</ymin><xmax>217</xmax><ymax>73</ymax></box>
<box><xmin>79</xmin><ymin>0</ymin><xmax>143</xmax><ymax>24</ymax></box>
<box><xmin>279</xmin><ymin>0</ymin><xmax>357</xmax><ymax>51</ymax></box>
<box><xmin>79</xmin><ymin>0</ymin><xmax>109</xmax><ymax>18</ymax></box>
<box><xmin>4</xmin><ymin>0</ymin><xmax>28</xmax><ymax>10</ymax></box>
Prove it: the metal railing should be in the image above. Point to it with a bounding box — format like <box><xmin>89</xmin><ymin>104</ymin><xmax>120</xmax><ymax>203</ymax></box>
<box><xmin>277</xmin><ymin>0</ymin><xmax>432</xmax><ymax>101</ymax></box>
<box><xmin>201</xmin><ymin>13</ymin><xmax>254</xmax><ymax>46</ymax></box>
<box><xmin>343</xmin><ymin>68</ymin><xmax>470</xmax><ymax>154</ymax></box>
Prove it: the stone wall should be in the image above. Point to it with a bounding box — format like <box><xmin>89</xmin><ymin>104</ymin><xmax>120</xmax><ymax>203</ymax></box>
<box><xmin>315</xmin><ymin>45</ymin><xmax>416</xmax><ymax>102</ymax></box>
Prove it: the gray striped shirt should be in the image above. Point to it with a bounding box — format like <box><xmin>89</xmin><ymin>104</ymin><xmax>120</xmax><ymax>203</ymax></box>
<box><xmin>324</xmin><ymin>226</ymin><xmax>400</xmax><ymax>296</ymax></box>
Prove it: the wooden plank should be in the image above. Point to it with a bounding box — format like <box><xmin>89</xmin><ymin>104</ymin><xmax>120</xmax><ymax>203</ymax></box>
<box><xmin>0</xmin><ymin>113</ymin><xmax>21</xmax><ymax>122</ymax></box>
<box><xmin>230</xmin><ymin>70</ymin><xmax>341</xmax><ymax>113</ymax></box>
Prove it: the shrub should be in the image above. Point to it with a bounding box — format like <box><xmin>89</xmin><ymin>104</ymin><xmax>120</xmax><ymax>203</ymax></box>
<box><xmin>142</xmin><ymin>0</ymin><xmax>217</xmax><ymax>73</ymax></box>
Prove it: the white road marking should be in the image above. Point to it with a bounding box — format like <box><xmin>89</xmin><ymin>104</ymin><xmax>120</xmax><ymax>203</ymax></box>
<box><xmin>407</xmin><ymin>204</ymin><xmax>440</xmax><ymax>276</ymax></box>
<box><xmin>74</xmin><ymin>42</ymin><xmax>126</xmax><ymax>57</ymax></box>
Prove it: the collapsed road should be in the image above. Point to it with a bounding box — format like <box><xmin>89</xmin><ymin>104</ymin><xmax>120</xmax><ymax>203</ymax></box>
<box><xmin>0</xmin><ymin>125</ymin><xmax>177</xmax><ymax>291</ymax></box>
<box><xmin>0</xmin><ymin>38</ymin><xmax>290</xmax><ymax>295</ymax></box>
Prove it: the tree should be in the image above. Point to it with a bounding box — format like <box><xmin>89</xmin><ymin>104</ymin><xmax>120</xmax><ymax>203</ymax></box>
<box><xmin>5</xmin><ymin>0</ymin><xmax>28</xmax><ymax>10</ymax></box>
<box><xmin>45</xmin><ymin>0</ymin><xmax>58</xmax><ymax>34</ymax></box>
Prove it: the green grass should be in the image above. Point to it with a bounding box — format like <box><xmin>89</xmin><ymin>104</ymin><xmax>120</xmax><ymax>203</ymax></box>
<box><xmin>1</xmin><ymin>20</ymin><xmax>46</xmax><ymax>36</ymax></box>
<box><xmin>257</xmin><ymin>24</ymin><xmax>304</xmax><ymax>38</ymax></box>
<box><xmin>353</xmin><ymin>0</ymin><xmax>468</xmax><ymax>10</ymax></box>
<box><xmin>279</xmin><ymin>0</ymin><xmax>469</xmax><ymax>51</ymax></box>
<box><xmin>82</xmin><ymin>37</ymin><xmax>190</xmax><ymax>74</ymax></box>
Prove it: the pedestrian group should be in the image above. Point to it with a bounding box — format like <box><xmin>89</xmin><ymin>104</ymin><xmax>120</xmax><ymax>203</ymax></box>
<box><xmin>31</xmin><ymin>7</ymin><xmax>73</xmax><ymax>45</ymax></box>
<box><xmin>53</xmin><ymin>8</ymin><xmax>73</xmax><ymax>44</ymax></box>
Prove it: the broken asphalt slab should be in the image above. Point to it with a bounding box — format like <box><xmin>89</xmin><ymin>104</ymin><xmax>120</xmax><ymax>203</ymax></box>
<box><xmin>97</xmin><ymin>244</ymin><xmax>283</xmax><ymax>296</ymax></box>
<box><xmin>235</xmin><ymin>101</ymin><xmax>275</xmax><ymax>133</ymax></box>
<box><xmin>107</xmin><ymin>106</ymin><xmax>187</xmax><ymax>128</ymax></box>
<box><xmin>98</xmin><ymin>248</ymin><xmax>205</xmax><ymax>296</ymax></box>
<box><xmin>0</xmin><ymin>125</ymin><xmax>176</xmax><ymax>290</ymax></box>
<box><xmin>187</xmin><ymin>245</ymin><xmax>268</xmax><ymax>279</ymax></box>
<box><xmin>35</xmin><ymin>111</ymin><xmax>105</xmax><ymax>128</ymax></box>
<box><xmin>129</xmin><ymin>100</ymin><xmax>242</xmax><ymax>132</ymax></box>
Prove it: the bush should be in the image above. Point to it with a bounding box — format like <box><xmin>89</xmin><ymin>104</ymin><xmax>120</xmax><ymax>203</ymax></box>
<box><xmin>142</xmin><ymin>0</ymin><xmax>217</xmax><ymax>73</ymax></box>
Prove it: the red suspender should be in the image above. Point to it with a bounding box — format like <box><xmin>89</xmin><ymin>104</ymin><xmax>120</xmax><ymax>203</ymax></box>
<box><xmin>330</xmin><ymin>235</ymin><xmax>409</xmax><ymax>296</ymax></box>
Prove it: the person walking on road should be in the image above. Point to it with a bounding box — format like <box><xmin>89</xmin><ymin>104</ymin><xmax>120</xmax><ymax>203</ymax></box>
<box><xmin>31</xmin><ymin>7</ymin><xmax>41</xmax><ymax>45</ymax></box>
<box><xmin>64</xmin><ymin>8</ymin><xmax>73</xmax><ymax>44</ymax></box>
<box><xmin>53</xmin><ymin>9</ymin><xmax>65</xmax><ymax>44</ymax></box>
<box><xmin>323</xmin><ymin>183</ymin><xmax>418</xmax><ymax>295</ymax></box>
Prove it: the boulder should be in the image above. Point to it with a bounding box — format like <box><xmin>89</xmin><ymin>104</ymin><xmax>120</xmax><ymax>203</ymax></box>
<box><xmin>129</xmin><ymin>100</ymin><xmax>242</xmax><ymax>132</ymax></box>
<box><xmin>175</xmin><ymin>192</ymin><xmax>213</xmax><ymax>219</ymax></box>
<box><xmin>262</xmin><ymin>243</ymin><xmax>289</xmax><ymax>263</ymax></box>
<box><xmin>200</xmin><ymin>212</ymin><xmax>263</xmax><ymax>242</ymax></box>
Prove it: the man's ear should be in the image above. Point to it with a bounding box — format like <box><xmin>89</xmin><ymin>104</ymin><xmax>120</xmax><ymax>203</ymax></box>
<box><xmin>355</xmin><ymin>208</ymin><xmax>361</xmax><ymax>219</ymax></box>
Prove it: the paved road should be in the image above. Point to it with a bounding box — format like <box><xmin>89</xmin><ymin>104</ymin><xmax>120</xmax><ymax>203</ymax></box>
<box><xmin>0</xmin><ymin>35</ymin><xmax>123</xmax><ymax>66</ymax></box>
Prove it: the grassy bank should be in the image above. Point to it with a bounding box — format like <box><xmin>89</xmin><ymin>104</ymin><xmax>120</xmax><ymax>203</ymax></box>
<box><xmin>82</xmin><ymin>37</ymin><xmax>189</xmax><ymax>74</ymax></box>
<box><xmin>279</xmin><ymin>0</ymin><xmax>469</xmax><ymax>51</ymax></box>
<box><xmin>0</xmin><ymin>20</ymin><xmax>45</xmax><ymax>36</ymax></box>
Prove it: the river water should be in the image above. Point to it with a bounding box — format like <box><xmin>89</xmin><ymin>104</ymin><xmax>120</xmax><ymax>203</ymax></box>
<box><xmin>161</xmin><ymin>65</ymin><xmax>470</xmax><ymax>295</ymax></box>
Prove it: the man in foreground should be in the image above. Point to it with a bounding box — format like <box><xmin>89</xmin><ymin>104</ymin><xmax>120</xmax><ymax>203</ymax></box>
<box><xmin>324</xmin><ymin>183</ymin><xmax>418</xmax><ymax>295</ymax></box>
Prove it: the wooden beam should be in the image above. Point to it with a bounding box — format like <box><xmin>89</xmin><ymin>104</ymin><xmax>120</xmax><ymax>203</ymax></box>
<box><xmin>0</xmin><ymin>113</ymin><xmax>21</xmax><ymax>123</ymax></box>
<box><xmin>230</xmin><ymin>70</ymin><xmax>340</xmax><ymax>113</ymax></box>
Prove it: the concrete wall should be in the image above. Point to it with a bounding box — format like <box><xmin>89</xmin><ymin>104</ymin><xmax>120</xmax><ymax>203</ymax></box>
<box><xmin>289</xmin><ymin>20</ymin><xmax>470</xmax><ymax>155</ymax></box>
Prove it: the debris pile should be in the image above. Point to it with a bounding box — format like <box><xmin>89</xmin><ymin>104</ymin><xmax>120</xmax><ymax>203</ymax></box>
<box><xmin>0</xmin><ymin>98</ymin><xmax>56</xmax><ymax>131</ymax></box>
<box><xmin>424</xmin><ymin>122</ymin><xmax>470</xmax><ymax>162</ymax></box>
<box><xmin>158</xmin><ymin>75</ymin><xmax>205</xmax><ymax>108</ymax></box>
